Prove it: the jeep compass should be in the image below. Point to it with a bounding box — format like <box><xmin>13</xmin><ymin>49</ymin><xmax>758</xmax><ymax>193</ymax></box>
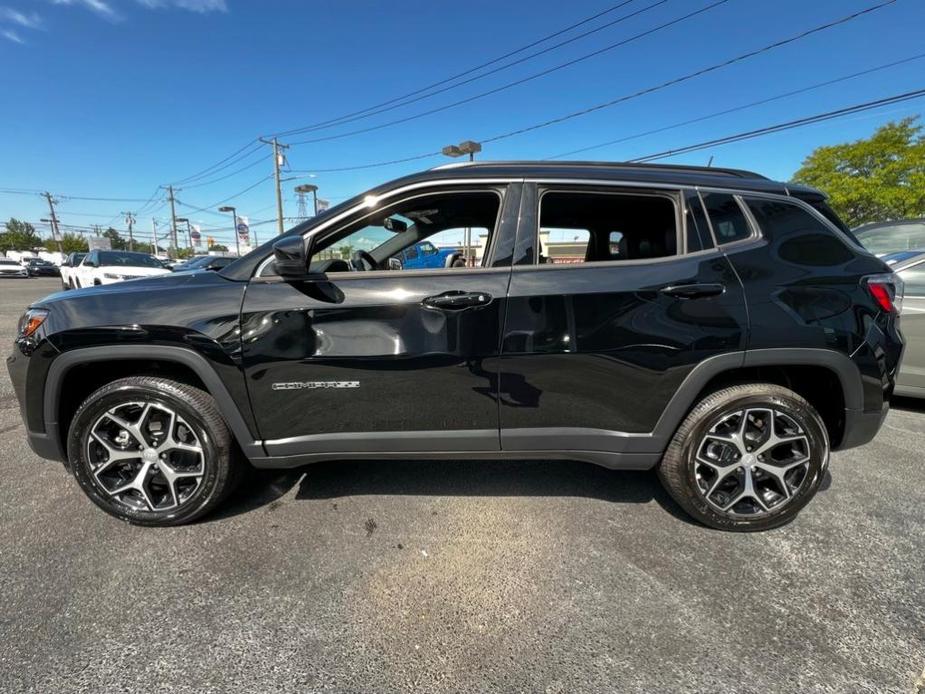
<box><xmin>7</xmin><ymin>162</ymin><xmax>904</xmax><ymax>531</ymax></box>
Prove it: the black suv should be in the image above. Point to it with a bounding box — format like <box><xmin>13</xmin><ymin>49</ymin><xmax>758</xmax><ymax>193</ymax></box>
<box><xmin>7</xmin><ymin>162</ymin><xmax>904</xmax><ymax>531</ymax></box>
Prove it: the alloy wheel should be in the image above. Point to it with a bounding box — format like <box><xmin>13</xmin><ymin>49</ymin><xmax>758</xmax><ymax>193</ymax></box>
<box><xmin>86</xmin><ymin>401</ymin><xmax>205</xmax><ymax>513</ymax></box>
<box><xmin>693</xmin><ymin>407</ymin><xmax>815</xmax><ymax>517</ymax></box>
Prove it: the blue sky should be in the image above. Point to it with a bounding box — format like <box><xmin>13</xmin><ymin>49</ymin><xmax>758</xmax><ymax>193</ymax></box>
<box><xmin>1</xmin><ymin>0</ymin><xmax>923</xmax><ymax>246</ymax></box>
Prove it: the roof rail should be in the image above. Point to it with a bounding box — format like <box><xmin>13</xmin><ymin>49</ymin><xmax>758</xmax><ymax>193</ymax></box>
<box><xmin>427</xmin><ymin>159</ymin><xmax>767</xmax><ymax>179</ymax></box>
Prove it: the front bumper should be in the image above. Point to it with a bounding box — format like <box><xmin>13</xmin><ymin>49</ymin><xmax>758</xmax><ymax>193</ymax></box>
<box><xmin>7</xmin><ymin>341</ymin><xmax>67</xmax><ymax>463</ymax></box>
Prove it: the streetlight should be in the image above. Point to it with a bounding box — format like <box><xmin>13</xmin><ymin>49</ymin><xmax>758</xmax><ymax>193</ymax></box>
<box><xmin>442</xmin><ymin>140</ymin><xmax>482</xmax><ymax>265</ymax></box>
<box><xmin>294</xmin><ymin>183</ymin><xmax>319</xmax><ymax>216</ymax></box>
<box><xmin>218</xmin><ymin>206</ymin><xmax>240</xmax><ymax>257</ymax></box>
<box><xmin>441</xmin><ymin>139</ymin><xmax>481</xmax><ymax>162</ymax></box>
<box><xmin>175</xmin><ymin>217</ymin><xmax>194</xmax><ymax>255</ymax></box>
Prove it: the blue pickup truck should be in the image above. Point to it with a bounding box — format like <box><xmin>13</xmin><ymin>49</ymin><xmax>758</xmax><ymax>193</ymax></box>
<box><xmin>394</xmin><ymin>241</ymin><xmax>463</xmax><ymax>269</ymax></box>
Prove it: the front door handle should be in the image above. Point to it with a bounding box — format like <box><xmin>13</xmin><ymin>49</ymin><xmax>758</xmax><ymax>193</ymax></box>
<box><xmin>659</xmin><ymin>283</ymin><xmax>725</xmax><ymax>299</ymax></box>
<box><xmin>422</xmin><ymin>291</ymin><xmax>493</xmax><ymax>310</ymax></box>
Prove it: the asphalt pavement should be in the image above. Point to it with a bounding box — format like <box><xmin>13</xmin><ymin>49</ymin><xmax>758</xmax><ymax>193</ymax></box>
<box><xmin>0</xmin><ymin>278</ymin><xmax>922</xmax><ymax>693</ymax></box>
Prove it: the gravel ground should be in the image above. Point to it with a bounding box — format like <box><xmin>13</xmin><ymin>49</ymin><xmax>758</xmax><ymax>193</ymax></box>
<box><xmin>0</xmin><ymin>278</ymin><xmax>922</xmax><ymax>693</ymax></box>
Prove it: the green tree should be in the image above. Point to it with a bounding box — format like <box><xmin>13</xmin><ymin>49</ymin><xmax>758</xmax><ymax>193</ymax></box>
<box><xmin>102</xmin><ymin>227</ymin><xmax>127</xmax><ymax>250</ymax></box>
<box><xmin>55</xmin><ymin>233</ymin><xmax>88</xmax><ymax>254</ymax></box>
<box><xmin>338</xmin><ymin>244</ymin><xmax>354</xmax><ymax>260</ymax></box>
<box><xmin>792</xmin><ymin>117</ymin><xmax>925</xmax><ymax>228</ymax></box>
<box><xmin>0</xmin><ymin>218</ymin><xmax>43</xmax><ymax>253</ymax></box>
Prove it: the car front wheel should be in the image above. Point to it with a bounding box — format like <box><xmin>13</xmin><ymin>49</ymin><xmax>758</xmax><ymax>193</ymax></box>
<box><xmin>657</xmin><ymin>383</ymin><xmax>829</xmax><ymax>532</ymax></box>
<box><xmin>67</xmin><ymin>376</ymin><xmax>240</xmax><ymax>526</ymax></box>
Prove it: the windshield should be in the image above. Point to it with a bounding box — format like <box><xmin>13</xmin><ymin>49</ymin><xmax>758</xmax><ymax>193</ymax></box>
<box><xmin>98</xmin><ymin>251</ymin><xmax>163</xmax><ymax>268</ymax></box>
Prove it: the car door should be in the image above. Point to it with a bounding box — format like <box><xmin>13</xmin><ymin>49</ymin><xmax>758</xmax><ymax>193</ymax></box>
<box><xmin>498</xmin><ymin>182</ymin><xmax>748</xmax><ymax>459</ymax></box>
<box><xmin>240</xmin><ymin>182</ymin><xmax>522</xmax><ymax>458</ymax></box>
<box><xmin>897</xmin><ymin>258</ymin><xmax>925</xmax><ymax>393</ymax></box>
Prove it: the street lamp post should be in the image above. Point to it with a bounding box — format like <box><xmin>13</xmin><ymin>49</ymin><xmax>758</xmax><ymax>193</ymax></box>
<box><xmin>218</xmin><ymin>206</ymin><xmax>240</xmax><ymax>257</ymax></box>
<box><xmin>441</xmin><ymin>140</ymin><xmax>482</xmax><ymax>265</ymax></box>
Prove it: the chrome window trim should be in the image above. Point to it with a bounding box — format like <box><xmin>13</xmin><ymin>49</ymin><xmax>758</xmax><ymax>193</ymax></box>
<box><xmin>529</xmin><ymin>185</ymin><xmax>682</xmax><ymax>267</ymax></box>
<box><xmin>254</xmin><ymin>177</ymin><xmax>521</xmax><ymax>277</ymax></box>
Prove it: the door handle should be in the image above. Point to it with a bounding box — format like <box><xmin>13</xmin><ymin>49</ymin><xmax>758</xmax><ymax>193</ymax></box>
<box><xmin>422</xmin><ymin>291</ymin><xmax>493</xmax><ymax>310</ymax></box>
<box><xmin>659</xmin><ymin>283</ymin><xmax>725</xmax><ymax>299</ymax></box>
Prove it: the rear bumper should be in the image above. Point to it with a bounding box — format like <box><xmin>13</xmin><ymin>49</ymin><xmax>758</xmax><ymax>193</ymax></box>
<box><xmin>835</xmin><ymin>404</ymin><xmax>889</xmax><ymax>451</ymax></box>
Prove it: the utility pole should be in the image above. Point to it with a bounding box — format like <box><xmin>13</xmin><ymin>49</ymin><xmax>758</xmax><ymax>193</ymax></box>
<box><xmin>166</xmin><ymin>184</ymin><xmax>179</xmax><ymax>258</ymax></box>
<box><xmin>42</xmin><ymin>192</ymin><xmax>63</xmax><ymax>253</ymax></box>
<box><xmin>92</xmin><ymin>224</ymin><xmax>101</xmax><ymax>237</ymax></box>
<box><xmin>151</xmin><ymin>218</ymin><xmax>159</xmax><ymax>255</ymax></box>
<box><xmin>122</xmin><ymin>212</ymin><xmax>136</xmax><ymax>252</ymax></box>
<box><xmin>260</xmin><ymin>137</ymin><xmax>289</xmax><ymax>235</ymax></box>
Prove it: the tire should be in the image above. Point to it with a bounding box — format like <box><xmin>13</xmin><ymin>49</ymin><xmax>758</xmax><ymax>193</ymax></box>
<box><xmin>67</xmin><ymin>376</ymin><xmax>241</xmax><ymax>526</ymax></box>
<box><xmin>657</xmin><ymin>383</ymin><xmax>829</xmax><ymax>532</ymax></box>
<box><xmin>451</xmin><ymin>258</ymin><xmax>466</xmax><ymax>268</ymax></box>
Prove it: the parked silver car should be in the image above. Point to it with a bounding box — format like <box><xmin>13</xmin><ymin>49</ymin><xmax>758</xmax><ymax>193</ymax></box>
<box><xmin>888</xmin><ymin>250</ymin><xmax>925</xmax><ymax>398</ymax></box>
<box><xmin>854</xmin><ymin>219</ymin><xmax>925</xmax><ymax>256</ymax></box>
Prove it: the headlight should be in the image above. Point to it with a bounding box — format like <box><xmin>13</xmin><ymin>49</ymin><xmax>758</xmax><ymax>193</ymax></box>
<box><xmin>103</xmin><ymin>272</ymin><xmax>124</xmax><ymax>280</ymax></box>
<box><xmin>17</xmin><ymin>309</ymin><xmax>48</xmax><ymax>339</ymax></box>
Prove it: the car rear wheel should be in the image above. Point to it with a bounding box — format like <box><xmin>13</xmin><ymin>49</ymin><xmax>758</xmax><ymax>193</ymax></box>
<box><xmin>657</xmin><ymin>383</ymin><xmax>829</xmax><ymax>532</ymax></box>
<box><xmin>67</xmin><ymin>376</ymin><xmax>241</xmax><ymax>526</ymax></box>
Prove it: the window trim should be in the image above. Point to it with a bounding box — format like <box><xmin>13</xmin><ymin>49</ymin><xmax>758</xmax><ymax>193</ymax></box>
<box><xmin>256</xmin><ymin>185</ymin><xmax>507</xmax><ymax>279</ymax></box>
<box><xmin>250</xmin><ymin>176</ymin><xmax>524</xmax><ymax>280</ymax></box>
<box><xmin>524</xmin><ymin>185</ymin><xmax>684</xmax><ymax>269</ymax></box>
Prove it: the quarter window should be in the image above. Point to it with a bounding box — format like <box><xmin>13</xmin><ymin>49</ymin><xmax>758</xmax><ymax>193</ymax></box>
<box><xmin>701</xmin><ymin>193</ymin><xmax>752</xmax><ymax>244</ymax></box>
<box><xmin>538</xmin><ymin>191</ymin><xmax>678</xmax><ymax>264</ymax></box>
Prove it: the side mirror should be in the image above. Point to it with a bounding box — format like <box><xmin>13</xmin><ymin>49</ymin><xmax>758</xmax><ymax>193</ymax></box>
<box><xmin>388</xmin><ymin>257</ymin><xmax>402</xmax><ymax>271</ymax></box>
<box><xmin>273</xmin><ymin>235</ymin><xmax>313</xmax><ymax>279</ymax></box>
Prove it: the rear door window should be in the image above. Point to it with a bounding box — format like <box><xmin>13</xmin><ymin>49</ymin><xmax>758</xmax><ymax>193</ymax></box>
<box><xmin>538</xmin><ymin>190</ymin><xmax>678</xmax><ymax>264</ymax></box>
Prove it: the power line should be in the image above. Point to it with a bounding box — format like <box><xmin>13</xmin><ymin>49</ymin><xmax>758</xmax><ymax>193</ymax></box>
<box><xmin>178</xmin><ymin>152</ymin><xmax>270</xmax><ymax>190</ymax></box>
<box><xmin>548</xmin><ymin>52</ymin><xmax>925</xmax><ymax>158</ymax></box>
<box><xmin>272</xmin><ymin>0</ymin><xmax>667</xmax><ymax>138</ymax></box>
<box><xmin>175</xmin><ymin>174</ymin><xmax>273</xmax><ymax>215</ymax></box>
<box><xmin>278</xmin><ymin>1</ymin><xmax>903</xmax><ymax>174</ymax></box>
<box><xmin>170</xmin><ymin>139</ymin><xmax>262</xmax><ymax>186</ymax></box>
<box><xmin>288</xmin><ymin>0</ymin><xmax>734</xmax><ymax>146</ymax></box>
<box><xmin>629</xmin><ymin>88</ymin><xmax>925</xmax><ymax>162</ymax></box>
<box><xmin>270</xmin><ymin>1</ymin><xmax>644</xmax><ymax>138</ymax></box>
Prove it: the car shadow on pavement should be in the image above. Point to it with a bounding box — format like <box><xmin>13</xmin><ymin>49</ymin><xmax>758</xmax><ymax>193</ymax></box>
<box><xmin>213</xmin><ymin>458</ymin><xmax>698</xmax><ymax>524</ymax></box>
<box><xmin>212</xmin><ymin>457</ymin><xmax>835</xmax><ymax>526</ymax></box>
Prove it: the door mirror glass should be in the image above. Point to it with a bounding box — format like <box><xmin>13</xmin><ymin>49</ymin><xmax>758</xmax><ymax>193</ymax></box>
<box><xmin>273</xmin><ymin>235</ymin><xmax>311</xmax><ymax>278</ymax></box>
<box><xmin>388</xmin><ymin>256</ymin><xmax>402</xmax><ymax>271</ymax></box>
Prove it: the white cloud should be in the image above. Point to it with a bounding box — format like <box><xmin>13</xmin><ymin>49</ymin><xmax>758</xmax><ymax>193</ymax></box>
<box><xmin>1</xmin><ymin>7</ymin><xmax>43</xmax><ymax>29</ymax></box>
<box><xmin>135</xmin><ymin>0</ymin><xmax>227</xmax><ymax>12</ymax></box>
<box><xmin>1</xmin><ymin>27</ymin><xmax>24</xmax><ymax>42</ymax></box>
<box><xmin>51</xmin><ymin>0</ymin><xmax>120</xmax><ymax>21</ymax></box>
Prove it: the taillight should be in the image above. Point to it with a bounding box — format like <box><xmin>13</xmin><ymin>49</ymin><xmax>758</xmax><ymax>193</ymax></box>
<box><xmin>864</xmin><ymin>273</ymin><xmax>903</xmax><ymax>314</ymax></box>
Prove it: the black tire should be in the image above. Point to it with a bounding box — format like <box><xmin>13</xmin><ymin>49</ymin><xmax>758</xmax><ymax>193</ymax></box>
<box><xmin>451</xmin><ymin>258</ymin><xmax>466</xmax><ymax>268</ymax></box>
<box><xmin>67</xmin><ymin>376</ymin><xmax>241</xmax><ymax>526</ymax></box>
<box><xmin>657</xmin><ymin>383</ymin><xmax>829</xmax><ymax>532</ymax></box>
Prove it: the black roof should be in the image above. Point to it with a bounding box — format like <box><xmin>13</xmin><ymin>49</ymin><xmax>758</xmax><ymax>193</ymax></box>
<box><xmin>360</xmin><ymin>160</ymin><xmax>821</xmax><ymax>199</ymax></box>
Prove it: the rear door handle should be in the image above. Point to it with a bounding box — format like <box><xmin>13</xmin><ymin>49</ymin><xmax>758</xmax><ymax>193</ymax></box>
<box><xmin>422</xmin><ymin>291</ymin><xmax>493</xmax><ymax>310</ymax></box>
<box><xmin>659</xmin><ymin>283</ymin><xmax>725</xmax><ymax>299</ymax></box>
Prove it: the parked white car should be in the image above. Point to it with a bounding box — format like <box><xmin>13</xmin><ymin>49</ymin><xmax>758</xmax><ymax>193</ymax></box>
<box><xmin>73</xmin><ymin>249</ymin><xmax>170</xmax><ymax>287</ymax></box>
<box><xmin>0</xmin><ymin>257</ymin><xmax>29</xmax><ymax>278</ymax></box>
<box><xmin>58</xmin><ymin>252</ymin><xmax>87</xmax><ymax>290</ymax></box>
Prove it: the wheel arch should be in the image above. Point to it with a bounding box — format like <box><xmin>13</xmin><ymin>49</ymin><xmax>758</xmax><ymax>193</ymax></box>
<box><xmin>652</xmin><ymin>348</ymin><xmax>863</xmax><ymax>451</ymax></box>
<box><xmin>44</xmin><ymin>345</ymin><xmax>262</xmax><ymax>461</ymax></box>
